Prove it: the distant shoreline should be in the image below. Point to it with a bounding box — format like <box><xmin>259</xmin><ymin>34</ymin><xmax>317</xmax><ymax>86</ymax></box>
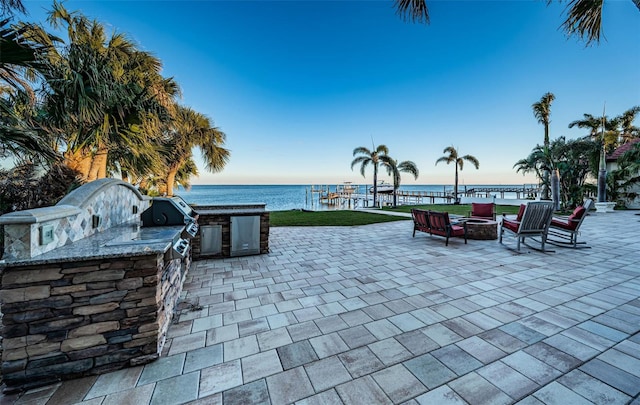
<box><xmin>175</xmin><ymin>184</ymin><xmax>540</xmax><ymax>211</ymax></box>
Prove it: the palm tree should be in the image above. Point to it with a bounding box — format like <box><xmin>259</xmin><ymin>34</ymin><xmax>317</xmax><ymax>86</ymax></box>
<box><xmin>568</xmin><ymin>113</ymin><xmax>602</xmax><ymax>140</ymax></box>
<box><xmin>532</xmin><ymin>92</ymin><xmax>555</xmax><ymax>199</ymax></box>
<box><xmin>1</xmin><ymin>19</ymin><xmax>41</xmax><ymax>99</ymax></box>
<box><xmin>39</xmin><ymin>2</ymin><xmax>177</xmax><ymax>181</ymax></box>
<box><xmin>161</xmin><ymin>105</ymin><xmax>229</xmax><ymax>196</ymax></box>
<box><xmin>533</xmin><ymin>92</ymin><xmax>555</xmax><ymax>148</ymax></box>
<box><xmin>569</xmin><ymin>112</ymin><xmax>620</xmax><ymax>153</ymax></box>
<box><xmin>513</xmin><ymin>146</ymin><xmax>548</xmax><ymax>183</ymax></box>
<box><xmin>616</xmin><ymin>106</ymin><xmax>640</xmax><ymax>144</ymax></box>
<box><xmin>0</xmin><ymin>18</ymin><xmax>61</xmax><ymax>163</ymax></box>
<box><xmin>383</xmin><ymin>158</ymin><xmax>419</xmax><ymax>207</ymax></box>
<box><xmin>435</xmin><ymin>146</ymin><xmax>479</xmax><ymax>204</ymax></box>
<box><xmin>517</xmin><ymin>138</ymin><xmax>598</xmax><ymax>209</ymax></box>
<box><xmin>0</xmin><ymin>91</ymin><xmax>59</xmax><ymax>163</ymax></box>
<box><xmin>351</xmin><ymin>144</ymin><xmax>390</xmax><ymax>207</ymax></box>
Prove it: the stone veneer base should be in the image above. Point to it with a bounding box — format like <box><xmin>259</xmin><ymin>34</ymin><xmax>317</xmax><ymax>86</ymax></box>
<box><xmin>0</xmin><ymin>250</ymin><xmax>187</xmax><ymax>391</ymax></box>
<box><xmin>0</xmin><ymin>180</ymin><xmax>187</xmax><ymax>392</ymax></box>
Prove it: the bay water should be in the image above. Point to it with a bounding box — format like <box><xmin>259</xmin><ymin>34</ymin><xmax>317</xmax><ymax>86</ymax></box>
<box><xmin>176</xmin><ymin>184</ymin><xmax>536</xmax><ymax>211</ymax></box>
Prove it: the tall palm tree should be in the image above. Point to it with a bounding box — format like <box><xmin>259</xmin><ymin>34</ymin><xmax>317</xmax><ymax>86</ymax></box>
<box><xmin>351</xmin><ymin>144</ymin><xmax>390</xmax><ymax>207</ymax></box>
<box><xmin>435</xmin><ymin>146</ymin><xmax>479</xmax><ymax>204</ymax></box>
<box><xmin>161</xmin><ymin>105</ymin><xmax>229</xmax><ymax>196</ymax></box>
<box><xmin>383</xmin><ymin>158</ymin><xmax>419</xmax><ymax>207</ymax></box>
<box><xmin>533</xmin><ymin>92</ymin><xmax>555</xmax><ymax>148</ymax></box>
<box><xmin>39</xmin><ymin>2</ymin><xmax>177</xmax><ymax>181</ymax></box>
<box><xmin>532</xmin><ymin>92</ymin><xmax>555</xmax><ymax>199</ymax></box>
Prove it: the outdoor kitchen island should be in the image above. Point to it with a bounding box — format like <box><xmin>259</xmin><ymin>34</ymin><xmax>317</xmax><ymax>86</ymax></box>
<box><xmin>0</xmin><ymin>180</ymin><xmax>194</xmax><ymax>392</ymax></box>
<box><xmin>191</xmin><ymin>203</ymin><xmax>269</xmax><ymax>259</ymax></box>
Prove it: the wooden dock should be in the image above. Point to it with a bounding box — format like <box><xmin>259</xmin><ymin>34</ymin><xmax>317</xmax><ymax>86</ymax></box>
<box><xmin>400</xmin><ymin>190</ymin><xmax>453</xmax><ymax>203</ymax></box>
<box><xmin>307</xmin><ymin>184</ymin><xmax>541</xmax><ymax>209</ymax></box>
<box><xmin>462</xmin><ymin>185</ymin><xmax>540</xmax><ymax>199</ymax></box>
<box><xmin>310</xmin><ymin>185</ymin><xmax>455</xmax><ymax>208</ymax></box>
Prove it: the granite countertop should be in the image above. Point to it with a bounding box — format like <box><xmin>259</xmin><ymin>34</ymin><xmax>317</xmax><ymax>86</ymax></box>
<box><xmin>193</xmin><ymin>203</ymin><xmax>266</xmax><ymax>215</ymax></box>
<box><xmin>1</xmin><ymin>222</ymin><xmax>184</xmax><ymax>266</ymax></box>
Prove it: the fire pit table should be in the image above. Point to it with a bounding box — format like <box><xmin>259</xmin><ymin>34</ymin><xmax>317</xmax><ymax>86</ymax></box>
<box><xmin>458</xmin><ymin>217</ymin><xmax>498</xmax><ymax>240</ymax></box>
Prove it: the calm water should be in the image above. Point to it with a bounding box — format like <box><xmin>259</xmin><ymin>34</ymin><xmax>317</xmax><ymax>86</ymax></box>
<box><xmin>176</xmin><ymin>184</ymin><xmax>535</xmax><ymax>211</ymax></box>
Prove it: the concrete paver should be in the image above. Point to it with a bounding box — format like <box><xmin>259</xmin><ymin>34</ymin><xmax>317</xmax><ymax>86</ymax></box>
<box><xmin>3</xmin><ymin>210</ymin><xmax>640</xmax><ymax>404</ymax></box>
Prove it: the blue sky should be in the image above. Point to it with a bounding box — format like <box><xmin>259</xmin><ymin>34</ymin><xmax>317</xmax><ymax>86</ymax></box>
<box><xmin>23</xmin><ymin>0</ymin><xmax>640</xmax><ymax>185</ymax></box>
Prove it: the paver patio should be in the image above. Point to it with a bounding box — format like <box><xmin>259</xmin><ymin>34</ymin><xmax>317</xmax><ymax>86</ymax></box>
<box><xmin>2</xmin><ymin>210</ymin><xmax>639</xmax><ymax>404</ymax></box>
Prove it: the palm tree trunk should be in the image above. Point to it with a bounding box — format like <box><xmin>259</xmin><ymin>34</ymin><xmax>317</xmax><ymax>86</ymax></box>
<box><xmin>392</xmin><ymin>172</ymin><xmax>399</xmax><ymax>208</ymax></box>
<box><xmin>166</xmin><ymin>166</ymin><xmax>179</xmax><ymax>197</ymax></box>
<box><xmin>64</xmin><ymin>148</ymin><xmax>92</xmax><ymax>180</ymax></box>
<box><xmin>454</xmin><ymin>163</ymin><xmax>459</xmax><ymax>204</ymax></box>
<box><xmin>96</xmin><ymin>149</ymin><xmax>108</xmax><ymax>179</ymax></box>
<box><xmin>87</xmin><ymin>148</ymin><xmax>108</xmax><ymax>181</ymax></box>
<box><xmin>542</xmin><ymin>170</ymin><xmax>550</xmax><ymax>200</ymax></box>
<box><xmin>372</xmin><ymin>164</ymin><xmax>378</xmax><ymax>207</ymax></box>
<box><xmin>543</xmin><ymin>125</ymin><xmax>551</xmax><ymax>200</ymax></box>
<box><xmin>551</xmin><ymin>169</ymin><xmax>561</xmax><ymax>210</ymax></box>
<box><xmin>544</xmin><ymin>125</ymin><xmax>550</xmax><ymax>148</ymax></box>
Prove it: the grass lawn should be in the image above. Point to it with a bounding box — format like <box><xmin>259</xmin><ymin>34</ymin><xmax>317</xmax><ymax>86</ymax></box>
<box><xmin>269</xmin><ymin>204</ymin><xmax>522</xmax><ymax>226</ymax></box>
<box><xmin>269</xmin><ymin>210</ymin><xmax>407</xmax><ymax>227</ymax></box>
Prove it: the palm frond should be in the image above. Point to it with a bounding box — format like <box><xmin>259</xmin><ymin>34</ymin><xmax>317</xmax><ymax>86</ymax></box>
<box><xmin>532</xmin><ymin>92</ymin><xmax>555</xmax><ymax>125</ymax></box>
<box><xmin>435</xmin><ymin>156</ymin><xmax>452</xmax><ymax>165</ymax></box>
<box><xmin>352</xmin><ymin>146</ymin><xmax>371</xmax><ymax>156</ymax></box>
<box><xmin>556</xmin><ymin>0</ymin><xmax>605</xmax><ymax>45</ymax></box>
<box><xmin>359</xmin><ymin>160</ymin><xmax>370</xmax><ymax>177</ymax></box>
<box><xmin>375</xmin><ymin>144</ymin><xmax>389</xmax><ymax>155</ymax></box>
<box><xmin>350</xmin><ymin>155</ymin><xmax>369</xmax><ymax>170</ymax></box>
<box><xmin>462</xmin><ymin>155</ymin><xmax>480</xmax><ymax>169</ymax></box>
<box><xmin>394</xmin><ymin>0</ymin><xmax>430</xmax><ymax>24</ymax></box>
<box><xmin>1</xmin><ymin>0</ymin><xmax>26</xmax><ymax>16</ymax></box>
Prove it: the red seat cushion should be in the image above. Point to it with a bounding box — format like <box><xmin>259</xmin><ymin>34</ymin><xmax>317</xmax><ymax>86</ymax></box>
<box><xmin>516</xmin><ymin>204</ymin><xmax>526</xmax><ymax>221</ymax></box>
<box><xmin>552</xmin><ymin>206</ymin><xmax>586</xmax><ymax>230</ymax></box>
<box><xmin>568</xmin><ymin>206</ymin><xmax>586</xmax><ymax>222</ymax></box>
<box><xmin>550</xmin><ymin>218</ymin><xmax>572</xmax><ymax>230</ymax></box>
<box><xmin>450</xmin><ymin>225</ymin><xmax>466</xmax><ymax>236</ymax></box>
<box><xmin>472</xmin><ymin>203</ymin><xmax>494</xmax><ymax>218</ymax></box>
<box><xmin>502</xmin><ymin>219</ymin><xmax>519</xmax><ymax>232</ymax></box>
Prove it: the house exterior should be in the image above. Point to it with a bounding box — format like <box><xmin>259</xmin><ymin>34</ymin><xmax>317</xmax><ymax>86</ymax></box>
<box><xmin>606</xmin><ymin>138</ymin><xmax>640</xmax><ymax>209</ymax></box>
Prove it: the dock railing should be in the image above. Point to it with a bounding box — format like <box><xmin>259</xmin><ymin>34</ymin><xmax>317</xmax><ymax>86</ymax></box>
<box><xmin>462</xmin><ymin>184</ymin><xmax>540</xmax><ymax>200</ymax></box>
<box><xmin>307</xmin><ymin>184</ymin><xmax>541</xmax><ymax>210</ymax></box>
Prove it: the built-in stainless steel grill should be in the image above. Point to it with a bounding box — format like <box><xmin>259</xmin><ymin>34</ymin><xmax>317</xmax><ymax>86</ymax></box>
<box><xmin>141</xmin><ymin>196</ymin><xmax>199</xmax><ymax>226</ymax></box>
<box><xmin>140</xmin><ymin>196</ymin><xmax>199</xmax><ymax>260</ymax></box>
